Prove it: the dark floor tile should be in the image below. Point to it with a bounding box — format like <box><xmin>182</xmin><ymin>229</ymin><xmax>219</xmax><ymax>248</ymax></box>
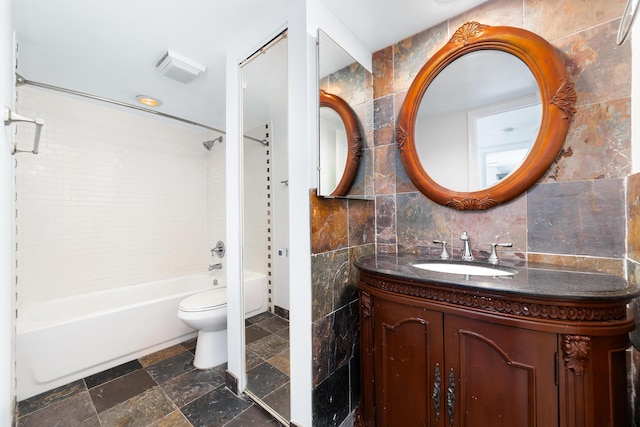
<box><xmin>84</xmin><ymin>360</ymin><xmax>143</xmax><ymax>389</ymax></box>
<box><xmin>181</xmin><ymin>386</ymin><xmax>252</xmax><ymax>427</ymax></box>
<box><xmin>246</xmin><ymin>312</ymin><xmax>275</xmax><ymax>324</ymax></box>
<box><xmin>256</xmin><ymin>316</ymin><xmax>289</xmax><ymax>333</ymax></box>
<box><xmin>262</xmin><ymin>382</ymin><xmax>290</xmax><ymax>421</ymax></box>
<box><xmin>246</xmin><ymin>349</ymin><xmax>265</xmax><ymax>371</ymax></box>
<box><xmin>248</xmin><ymin>334</ymin><xmax>289</xmax><ymax>360</ymax></box>
<box><xmin>246</xmin><ymin>324</ymin><xmax>272</xmax><ymax>344</ymax></box>
<box><xmin>150</xmin><ymin>410</ymin><xmax>193</xmax><ymax>426</ymax></box>
<box><xmin>17</xmin><ymin>392</ymin><xmax>96</xmax><ymax>427</ymax></box>
<box><xmin>89</xmin><ymin>369</ymin><xmax>157</xmax><ymax>413</ymax></box>
<box><xmin>146</xmin><ymin>351</ymin><xmax>196</xmax><ymax>384</ymax></box>
<box><xmin>139</xmin><ymin>344</ymin><xmax>189</xmax><ymax>368</ymax></box>
<box><xmin>161</xmin><ymin>367</ymin><xmax>224</xmax><ymax>408</ymax></box>
<box><xmin>275</xmin><ymin>327</ymin><xmax>289</xmax><ymax>340</ymax></box>
<box><xmin>97</xmin><ymin>387</ymin><xmax>176</xmax><ymax>427</ymax></box>
<box><xmin>18</xmin><ymin>379</ymin><xmax>86</xmax><ymax>417</ymax></box>
<box><xmin>224</xmin><ymin>404</ymin><xmax>281</xmax><ymax>427</ymax></box>
<box><xmin>246</xmin><ymin>363</ymin><xmax>289</xmax><ymax>399</ymax></box>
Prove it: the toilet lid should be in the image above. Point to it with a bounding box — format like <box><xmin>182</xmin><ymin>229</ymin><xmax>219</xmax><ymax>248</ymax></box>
<box><xmin>179</xmin><ymin>288</ymin><xmax>226</xmax><ymax>312</ymax></box>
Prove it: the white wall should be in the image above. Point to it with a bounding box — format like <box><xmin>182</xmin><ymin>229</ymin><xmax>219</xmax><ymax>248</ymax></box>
<box><xmin>0</xmin><ymin>1</ymin><xmax>15</xmax><ymax>423</ymax></box>
<box><xmin>205</xmin><ymin>135</ymin><xmax>226</xmax><ymax>273</ymax></box>
<box><xmin>14</xmin><ymin>86</ymin><xmax>214</xmax><ymax>306</ymax></box>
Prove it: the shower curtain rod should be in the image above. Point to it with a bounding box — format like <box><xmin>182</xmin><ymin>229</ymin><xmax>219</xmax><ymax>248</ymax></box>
<box><xmin>16</xmin><ymin>74</ymin><xmax>268</xmax><ymax>145</ymax></box>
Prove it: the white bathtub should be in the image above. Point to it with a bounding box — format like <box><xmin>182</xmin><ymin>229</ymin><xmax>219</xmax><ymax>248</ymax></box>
<box><xmin>16</xmin><ymin>271</ymin><xmax>268</xmax><ymax>401</ymax></box>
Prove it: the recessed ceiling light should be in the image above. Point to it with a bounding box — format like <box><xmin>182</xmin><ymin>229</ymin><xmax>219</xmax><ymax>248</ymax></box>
<box><xmin>135</xmin><ymin>95</ymin><xmax>162</xmax><ymax>107</ymax></box>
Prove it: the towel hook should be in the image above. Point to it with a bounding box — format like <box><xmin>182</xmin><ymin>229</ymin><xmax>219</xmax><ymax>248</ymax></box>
<box><xmin>617</xmin><ymin>0</ymin><xmax>639</xmax><ymax>45</ymax></box>
<box><xmin>3</xmin><ymin>106</ymin><xmax>45</xmax><ymax>155</ymax></box>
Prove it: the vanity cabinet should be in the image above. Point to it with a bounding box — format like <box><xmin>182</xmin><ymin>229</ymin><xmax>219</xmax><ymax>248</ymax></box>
<box><xmin>355</xmin><ymin>255</ymin><xmax>638</xmax><ymax>427</ymax></box>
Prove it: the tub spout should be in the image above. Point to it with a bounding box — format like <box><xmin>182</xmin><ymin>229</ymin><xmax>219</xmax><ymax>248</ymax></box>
<box><xmin>209</xmin><ymin>263</ymin><xmax>222</xmax><ymax>271</ymax></box>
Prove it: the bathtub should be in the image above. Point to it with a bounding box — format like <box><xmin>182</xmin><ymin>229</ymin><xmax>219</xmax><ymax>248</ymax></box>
<box><xmin>16</xmin><ymin>271</ymin><xmax>268</xmax><ymax>401</ymax></box>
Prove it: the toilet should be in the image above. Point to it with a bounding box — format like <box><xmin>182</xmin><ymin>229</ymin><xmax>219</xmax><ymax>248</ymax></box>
<box><xmin>177</xmin><ymin>287</ymin><xmax>228</xmax><ymax>369</ymax></box>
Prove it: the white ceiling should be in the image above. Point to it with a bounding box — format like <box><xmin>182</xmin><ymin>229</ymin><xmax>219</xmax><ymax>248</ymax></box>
<box><xmin>13</xmin><ymin>0</ymin><xmax>487</xmax><ymax>132</ymax></box>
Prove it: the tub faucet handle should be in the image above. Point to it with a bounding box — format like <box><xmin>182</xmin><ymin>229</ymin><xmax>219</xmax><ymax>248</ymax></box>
<box><xmin>211</xmin><ymin>241</ymin><xmax>225</xmax><ymax>258</ymax></box>
<box><xmin>433</xmin><ymin>240</ymin><xmax>450</xmax><ymax>260</ymax></box>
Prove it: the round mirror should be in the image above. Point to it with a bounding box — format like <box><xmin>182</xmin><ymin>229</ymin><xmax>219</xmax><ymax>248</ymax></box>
<box><xmin>397</xmin><ymin>22</ymin><xmax>576</xmax><ymax>210</ymax></box>
<box><xmin>319</xmin><ymin>90</ymin><xmax>362</xmax><ymax>197</ymax></box>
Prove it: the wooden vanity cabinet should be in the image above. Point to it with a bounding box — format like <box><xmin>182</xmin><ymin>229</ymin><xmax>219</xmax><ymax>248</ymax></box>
<box><xmin>356</xmin><ymin>269</ymin><xmax>635</xmax><ymax>427</ymax></box>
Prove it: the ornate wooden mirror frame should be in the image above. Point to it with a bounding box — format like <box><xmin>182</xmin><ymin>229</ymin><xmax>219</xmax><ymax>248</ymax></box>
<box><xmin>320</xmin><ymin>89</ymin><xmax>363</xmax><ymax>197</ymax></box>
<box><xmin>396</xmin><ymin>22</ymin><xmax>576</xmax><ymax>210</ymax></box>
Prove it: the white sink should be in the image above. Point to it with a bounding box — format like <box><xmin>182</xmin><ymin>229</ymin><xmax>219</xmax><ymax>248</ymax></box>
<box><xmin>412</xmin><ymin>262</ymin><xmax>516</xmax><ymax>277</ymax></box>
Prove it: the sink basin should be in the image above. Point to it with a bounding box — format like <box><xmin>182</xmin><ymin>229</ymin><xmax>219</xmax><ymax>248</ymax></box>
<box><xmin>412</xmin><ymin>262</ymin><xmax>516</xmax><ymax>277</ymax></box>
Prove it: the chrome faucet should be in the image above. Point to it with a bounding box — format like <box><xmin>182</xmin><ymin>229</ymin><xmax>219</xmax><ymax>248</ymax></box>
<box><xmin>460</xmin><ymin>231</ymin><xmax>474</xmax><ymax>261</ymax></box>
<box><xmin>209</xmin><ymin>263</ymin><xmax>222</xmax><ymax>271</ymax></box>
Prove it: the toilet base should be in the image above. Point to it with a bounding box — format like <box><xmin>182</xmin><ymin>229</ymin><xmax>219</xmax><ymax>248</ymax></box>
<box><xmin>193</xmin><ymin>329</ymin><xmax>227</xmax><ymax>369</ymax></box>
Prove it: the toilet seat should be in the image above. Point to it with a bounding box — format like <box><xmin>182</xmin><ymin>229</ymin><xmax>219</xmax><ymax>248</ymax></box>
<box><xmin>179</xmin><ymin>288</ymin><xmax>226</xmax><ymax>312</ymax></box>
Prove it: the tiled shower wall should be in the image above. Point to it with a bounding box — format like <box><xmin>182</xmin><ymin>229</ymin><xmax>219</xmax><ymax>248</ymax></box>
<box><xmin>14</xmin><ymin>86</ymin><xmax>216</xmax><ymax>306</ymax></box>
<box><xmin>311</xmin><ymin>0</ymin><xmax>636</xmax><ymax>424</ymax></box>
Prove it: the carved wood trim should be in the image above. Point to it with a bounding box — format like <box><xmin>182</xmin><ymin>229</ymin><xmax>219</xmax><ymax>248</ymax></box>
<box><xmin>396</xmin><ymin>124</ymin><xmax>408</xmax><ymax>151</ymax></box>
<box><xmin>445</xmin><ymin>195</ymin><xmax>499</xmax><ymax>210</ymax></box>
<box><xmin>448</xmin><ymin>21</ymin><xmax>489</xmax><ymax>46</ymax></box>
<box><xmin>561</xmin><ymin>335</ymin><xmax>591</xmax><ymax>375</ymax></box>
<box><xmin>319</xmin><ymin>89</ymin><xmax>363</xmax><ymax>197</ymax></box>
<box><xmin>359</xmin><ymin>272</ymin><xmax>628</xmax><ymax>322</ymax></box>
<box><xmin>361</xmin><ymin>291</ymin><xmax>372</xmax><ymax>318</ymax></box>
<box><xmin>551</xmin><ymin>76</ymin><xmax>577</xmax><ymax>120</ymax></box>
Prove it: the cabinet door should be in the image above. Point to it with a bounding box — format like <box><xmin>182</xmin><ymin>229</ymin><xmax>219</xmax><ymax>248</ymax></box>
<box><xmin>374</xmin><ymin>297</ymin><xmax>444</xmax><ymax>427</ymax></box>
<box><xmin>444</xmin><ymin>315</ymin><xmax>559</xmax><ymax>427</ymax></box>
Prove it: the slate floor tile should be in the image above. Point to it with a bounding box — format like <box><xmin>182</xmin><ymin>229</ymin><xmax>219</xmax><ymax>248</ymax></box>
<box><xmin>97</xmin><ymin>387</ymin><xmax>175</xmax><ymax>427</ymax></box>
<box><xmin>145</xmin><ymin>351</ymin><xmax>195</xmax><ymax>384</ymax></box>
<box><xmin>181</xmin><ymin>386</ymin><xmax>252</xmax><ymax>427</ymax></box>
<box><xmin>84</xmin><ymin>360</ymin><xmax>143</xmax><ymax>389</ymax></box>
<box><xmin>89</xmin><ymin>369</ymin><xmax>157</xmax><ymax>413</ymax></box>
<box><xmin>246</xmin><ymin>363</ymin><xmax>289</xmax><ymax>399</ymax></box>
<box><xmin>17</xmin><ymin>392</ymin><xmax>97</xmax><ymax>427</ymax></box>
<box><xmin>160</xmin><ymin>367</ymin><xmax>224</xmax><ymax>408</ymax></box>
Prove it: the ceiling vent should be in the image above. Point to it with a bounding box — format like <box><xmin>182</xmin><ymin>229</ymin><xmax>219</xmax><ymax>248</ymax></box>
<box><xmin>155</xmin><ymin>50</ymin><xmax>206</xmax><ymax>84</ymax></box>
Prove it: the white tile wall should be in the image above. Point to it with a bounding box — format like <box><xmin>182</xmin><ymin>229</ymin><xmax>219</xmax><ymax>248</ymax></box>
<box><xmin>14</xmin><ymin>86</ymin><xmax>217</xmax><ymax>306</ymax></box>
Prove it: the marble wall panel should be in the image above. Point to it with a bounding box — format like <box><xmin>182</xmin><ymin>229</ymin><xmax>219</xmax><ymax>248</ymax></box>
<box><xmin>525</xmin><ymin>0</ymin><xmax>627</xmax><ymax>42</ymax></box>
<box><xmin>527</xmin><ymin>179</ymin><xmax>626</xmax><ymax>257</ymax></box>
<box><xmin>311</xmin><ymin>249</ymin><xmax>349</xmax><ymax>321</ymax></box>
<box><xmin>312</xmin><ymin>364</ymin><xmax>350</xmax><ymax>427</ymax></box>
<box><xmin>449</xmin><ymin>0</ymin><xmax>524</xmax><ymax>32</ymax></box>
<box><xmin>373</xmin><ymin>95</ymin><xmax>395</xmax><ymax>147</ymax></box>
<box><xmin>396</xmin><ymin>192</ymin><xmax>451</xmax><ymax>254</ymax></box>
<box><xmin>374</xmin><ymin>144</ymin><xmax>396</xmax><ymax>195</ymax></box>
<box><xmin>311</xmin><ymin>190</ymin><xmax>349</xmax><ymax>254</ymax></box>
<box><xmin>628</xmin><ymin>173</ymin><xmax>640</xmax><ymax>262</ymax></box>
<box><xmin>348</xmin><ymin>200</ymin><xmax>375</xmax><ymax>247</ymax></box>
<box><xmin>452</xmin><ymin>194</ymin><xmax>527</xmax><ymax>260</ymax></box>
<box><xmin>554</xmin><ymin>19</ymin><xmax>630</xmax><ymax>107</ymax></box>
<box><xmin>393</xmin><ymin>22</ymin><xmax>447</xmax><ymax>93</ymax></box>
<box><xmin>543</xmin><ymin>98</ymin><xmax>631</xmax><ymax>182</ymax></box>
<box><xmin>372</xmin><ymin>47</ymin><xmax>393</xmax><ymax>100</ymax></box>
<box><xmin>529</xmin><ymin>253</ymin><xmax>624</xmax><ymax>276</ymax></box>
<box><xmin>375</xmin><ymin>195</ymin><xmax>396</xmax><ymax>245</ymax></box>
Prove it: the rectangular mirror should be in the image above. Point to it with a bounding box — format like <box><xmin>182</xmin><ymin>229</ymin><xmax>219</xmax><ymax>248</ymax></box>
<box><xmin>317</xmin><ymin>29</ymin><xmax>373</xmax><ymax>199</ymax></box>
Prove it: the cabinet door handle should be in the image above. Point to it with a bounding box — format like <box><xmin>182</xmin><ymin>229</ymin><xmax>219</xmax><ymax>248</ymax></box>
<box><xmin>432</xmin><ymin>363</ymin><xmax>441</xmax><ymax>420</ymax></box>
<box><xmin>447</xmin><ymin>368</ymin><xmax>456</xmax><ymax>426</ymax></box>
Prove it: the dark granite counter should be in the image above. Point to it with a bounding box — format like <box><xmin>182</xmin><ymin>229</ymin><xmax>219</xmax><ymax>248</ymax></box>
<box><xmin>355</xmin><ymin>253</ymin><xmax>640</xmax><ymax>302</ymax></box>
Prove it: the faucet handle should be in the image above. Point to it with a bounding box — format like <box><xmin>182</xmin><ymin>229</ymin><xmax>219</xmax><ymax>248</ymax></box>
<box><xmin>488</xmin><ymin>242</ymin><xmax>512</xmax><ymax>264</ymax></box>
<box><xmin>433</xmin><ymin>240</ymin><xmax>450</xmax><ymax>260</ymax></box>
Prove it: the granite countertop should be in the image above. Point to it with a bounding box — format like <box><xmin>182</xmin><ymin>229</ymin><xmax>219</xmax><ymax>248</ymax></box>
<box><xmin>355</xmin><ymin>253</ymin><xmax>640</xmax><ymax>302</ymax></box>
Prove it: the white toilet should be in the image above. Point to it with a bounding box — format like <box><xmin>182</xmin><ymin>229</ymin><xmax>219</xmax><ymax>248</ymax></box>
<box><xmin>177</xmin><ymin>287</ymin><xmax>228</xmax><ymax>369</ymax></box>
